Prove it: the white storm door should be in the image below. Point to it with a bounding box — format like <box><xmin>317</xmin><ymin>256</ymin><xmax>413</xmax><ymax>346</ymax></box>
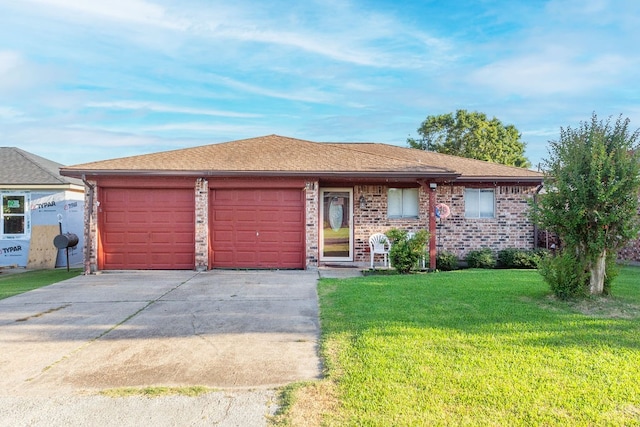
<box><xmin>320</xmin><ymin>189</ymin><xmax>353</xmax><ymax>261</ymax></box>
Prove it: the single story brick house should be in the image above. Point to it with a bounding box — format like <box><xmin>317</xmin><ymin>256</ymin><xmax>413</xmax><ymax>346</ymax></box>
<box><xmin>60</xmin><ymin>135</ymin><xmax>544</xmax><ymax>273</ymax></box>
<box><xmin>1</xmin><ymin>147</ymin><xmax>85</xmax><ymax>268</ymax></box>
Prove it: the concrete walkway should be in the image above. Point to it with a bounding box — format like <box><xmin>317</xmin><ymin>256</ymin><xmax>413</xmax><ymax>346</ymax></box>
<box><xmin>0</xmin><ymin>270</ymin><xmax>322</xmax><ymax>426</ymax></box>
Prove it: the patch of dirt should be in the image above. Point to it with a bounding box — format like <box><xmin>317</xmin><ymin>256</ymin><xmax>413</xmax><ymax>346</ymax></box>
<box><xmin>533</xmin><ymin>295</ymin><xmax>640</xmax><ymax>319</ymax></box>
<box><xmin>287</xmin><ymin>381</ymin><xmax>340</xmax><ymax>427</ymax></box>
<box><xmin>568</xmin><ymin>298</ymin><xmax>640</xmax><ymax>319</ymax></box>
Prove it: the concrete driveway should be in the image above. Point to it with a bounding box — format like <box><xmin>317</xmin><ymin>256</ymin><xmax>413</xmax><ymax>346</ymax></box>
<box><xmin>0</xmin><ymin>270</ymin><xmax>323</xmax><ymax>426</ymax></box>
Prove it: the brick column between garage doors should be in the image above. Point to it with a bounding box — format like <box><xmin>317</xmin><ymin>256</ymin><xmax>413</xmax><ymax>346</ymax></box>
<box><xmin>305</xmin><ymin>181</ymin><xmax>319</xmax><ymax>269</ymax></box>
<box><xmin>194</xmin><ymin>177</ymin><xmax>209</xmax><ymax>271</ymax></box>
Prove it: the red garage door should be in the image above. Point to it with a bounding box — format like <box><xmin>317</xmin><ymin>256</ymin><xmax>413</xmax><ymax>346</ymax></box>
<box><xmin>100</xmin><ymin>188</ymin><xmax>195</xmax><ymax>270</ymax></box>
<box><xmin>210</xmin><ymin>188</ymin><xmax>305</xmax><ymax>269</ymax></box>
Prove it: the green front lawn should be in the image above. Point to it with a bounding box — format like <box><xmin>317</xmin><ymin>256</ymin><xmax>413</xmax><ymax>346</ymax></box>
<box><xmin>278</xmin><ymin>267</ymin><xmax>640</xmax><ymax>426</ymax></box>
<box><xmin>0</xmin><ymin>268</ymin><xmax>82</xmax><ymax>300</ymax></box>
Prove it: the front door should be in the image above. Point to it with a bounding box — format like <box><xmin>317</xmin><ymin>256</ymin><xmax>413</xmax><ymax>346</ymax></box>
<box><xmin>320</xmin><ymin>189</ymin><xmax>353</xmax><ymax>261</ymax></box>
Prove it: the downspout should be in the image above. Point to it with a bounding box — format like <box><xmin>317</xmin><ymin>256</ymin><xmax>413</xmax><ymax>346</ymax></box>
<box><xmin>81</xmin><ymin>175</ymin><xmax>95</xmax><ymax>275</ymax></box>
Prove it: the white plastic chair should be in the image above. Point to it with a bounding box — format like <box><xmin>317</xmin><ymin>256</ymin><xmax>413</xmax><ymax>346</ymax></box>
<box><xmin>369</xmin><ymin>233</ymin><xmax>391</xmax><ymax>268</ymax></box>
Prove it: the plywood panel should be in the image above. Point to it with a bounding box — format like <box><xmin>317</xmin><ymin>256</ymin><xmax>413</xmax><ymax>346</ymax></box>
<box><xmin>27</xmin><ymin>225</ymin><xmax>60</xmax><ymax>269</ymax></box>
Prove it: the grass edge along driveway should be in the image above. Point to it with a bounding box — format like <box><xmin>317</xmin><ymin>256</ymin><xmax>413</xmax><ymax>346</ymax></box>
<box><xmin>0</xmin><ymin>268</ymin><xmax>83</xmax><ymax>300</ymax></box>
<box><xmin>274</xmin><ymin>267</ymin><xmax>640</xmax><ymax>426</ymax></box>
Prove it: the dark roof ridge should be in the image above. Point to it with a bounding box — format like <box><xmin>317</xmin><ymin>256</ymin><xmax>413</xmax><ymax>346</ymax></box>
<box><xmin>12</xmin><ymin>148</ymin><xmax>66</xmax><ymax>184</ymax></box>
<box><xmin>0</xmin><ymin>147</ymin><xmax>83</xmax><ymax>186</ymax></box>
<box><xmin>398</xmin><ymin>144</ymin><xmax>539</xmax><ymax>173</ymax></box>
<box><xmin>324</xmin><ymin>141</ymin><xmax>457</xmax><ymax>175</ymax></box>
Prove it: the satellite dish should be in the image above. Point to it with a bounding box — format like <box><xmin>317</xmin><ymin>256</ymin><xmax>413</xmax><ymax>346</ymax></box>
<box><xmin>435</xmin><ymin>203</ymin><xmax>451</xmax><ymax>219</ymax></box>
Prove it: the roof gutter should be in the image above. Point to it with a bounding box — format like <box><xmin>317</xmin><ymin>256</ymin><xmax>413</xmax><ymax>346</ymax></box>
<box><xmin>61</xmin><ymin>168</ymin><xmax>461</xmax><ymax>180</ymax></box>
<box><xmin>451</xmin><ymin>176</ymin><xmax>544</xmax><ymax>184</ymax></box>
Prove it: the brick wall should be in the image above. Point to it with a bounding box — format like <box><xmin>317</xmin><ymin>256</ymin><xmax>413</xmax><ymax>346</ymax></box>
<box><xmin>194</xmin><ymin>178</ymin><xmax>208</xmax><ymax>270</ymax></box>
<box><xmin>305</xmin><ymin>181</ymin><xmax>319</xmax><ymax>268</ymax></box>
<box><xmin>617</xmin><ymin>192</ymin><xmax>640</xmax><ymax>262</ymax></box>
<box><xmin>83</xmin><ymin>178</ymin><xmax>541</xmax><ymax>271</ymax></box>
<box><xmin>434</xmin><ymin>185</ymin><xmax>538</xmax><ymax>259</ymax></box>
<box><xmin>618</xmin><ymin>238</ymin><xmax>640</xmax><ymax>262</ymax></box>
<box><xmin>351</xmin><ymin>183</ymin><xmax>539</xmax><ymax>263</ymax></box>
<box><xmin>84</xmin><ymin>179</ymin><xmax>98</xmax><ymax>274</ymax></box>
<box><xmin>353</xmin><ymin>184</ymin><xmax>429</xmax><ymax>263</ymax></box>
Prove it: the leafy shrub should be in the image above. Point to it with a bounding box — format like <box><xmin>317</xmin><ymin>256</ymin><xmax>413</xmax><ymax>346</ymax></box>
<box><xmin>539</xmin><ymin>249</ymin><xmax>619</xmax><ymax>299</ymax></box>
<box><xmin>531</xmin><ymin>248</ymin><xmax>550</xmax><ymax>266</ymax></box>
<box><xmin>497</xmin><ymin>248</ymin><xmax>548</xmax><ymax>269</ymax></box>
<box><xmin>385</xmin><ymin>228</ymin><xmax>429</xmax><ymax>274</ymax></box>
<box><xmin>465</xmin><ymin>248</ymin><xmax>496</xmax><ymax>269</ymax></box>
<box><xmin>538</xmin><ymin>250</ymin><xmax>589</xmax><ymax>299</ymax></box>
<box><xmin>436</xmin><ymin>251</ymin><xmax>458</xmax><ymax>271</ymax></box>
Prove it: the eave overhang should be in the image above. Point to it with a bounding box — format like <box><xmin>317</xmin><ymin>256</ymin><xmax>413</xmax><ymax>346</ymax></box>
<box><xmin>60</xmin><ymin>168</ymin><xmax>461</xmax><ymax>181</ymax></box>
<box><xmin>60</xmin><ymin>168</ymin><xmax>542</xmax><ymax>185</ymax></box>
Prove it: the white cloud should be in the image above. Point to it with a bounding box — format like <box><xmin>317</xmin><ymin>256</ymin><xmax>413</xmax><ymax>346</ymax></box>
<box><xmin>470</xmin><ymin>50</ymin><xmax>630</xmax><ymax>97</ymax></box>
<box><xmin>0</xmin><ymin>51</ymin><xmax>22</xmax><ymax>74</ymax></box>
<box><xmin>86</xmin><ymin>101</ymin><xmax>263</xmax><ymax>118</ymax></box>
<box><xmin>206</xmin><ymin>74</ymin><xmax>337</xmax><ymax>104</ymax></box>
<box><xmin>0</xmin><ymin>106</ymin><xmax>28</xmax><ymax>122</ymax></box>
<box><xmin>0</xmin><ymin>50</ymin><xmax>70</xmax><ymax>102</ymax></box>
<box><xmin>212</xmin><ymin>26</ymin><xmax>434</xmax><ymax>69</ymax></box>
<box><xmin>545</xmin><ymin>0</ymin><xmax>614</xmax><ymax>22</ymax></box>
<box><xmin>136</xmin><ymin>122</ymin><xmax>275</xmax><ymax>134</ymax></box>
<box><xmin>23</xmin><ymin>0</ymin><xmax>188</xmax><ymax>30</ymax></box>
<box><xmin>0</xmin><ymin>51</ymin><xmax>50</xmax><ymax>94</ymax></box>
<box><xmin>3</xmin><ymin>125</ymin><xmax>190</xmax><ymax>164</ymax></box>
<box><xmin>8</xmin><ymin>0</ymin><xmax>453</xmax><ymax>71</ymax></box>
<box><xmin>521</xmin><ymin>127</ymin><xmax>562</xmax><ymax>139</ymax></box>
<box><xmin>65</xmin><ymin>121</ymin><xmax>269</xmax><ymax>135</ymax></box>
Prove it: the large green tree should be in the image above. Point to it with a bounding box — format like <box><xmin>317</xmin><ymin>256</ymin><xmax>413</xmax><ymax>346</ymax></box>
<box><xmin>407</xmin><ymin>109</ymin><xmax>530</xmax><ymax>168</ymax></box>
<box><xmin>531</xmin><ymin>113</ymin><xmax>640</xmax><ymax>296</ymax></box>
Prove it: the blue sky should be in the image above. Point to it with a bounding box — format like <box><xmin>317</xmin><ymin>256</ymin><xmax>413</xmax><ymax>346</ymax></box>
<box><xmin>1</xmin><ymin>0</ymin><xmax>638</xmax><ymax>168</ymax></box>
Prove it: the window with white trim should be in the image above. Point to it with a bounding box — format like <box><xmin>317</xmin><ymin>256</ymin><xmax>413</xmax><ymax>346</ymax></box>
<box><xmin>1</xmin><ymin>193</ymin><xmax>30</xmax><ymax>239</ymax></box>
<box><xmin>464</xmin><ymin>188</ymin><xmax>495</xmax><ymax>218</ymax></box>
<box><xmin>388</xmin><ymin>188</ymin><xmax>419</xmax><ymax>218</ymax></box>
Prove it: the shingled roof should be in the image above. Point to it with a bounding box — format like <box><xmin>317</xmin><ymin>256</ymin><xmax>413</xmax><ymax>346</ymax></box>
<box><xmin>0</xmin><ymin>147</ymin><xmax>83</xmax><ymax>187</ymax></box>
<box><xmin>60</xmin><ymin>134</ymin><xmax>543</xmax><ymax>183</ymax></box>
<box><xmin>330</xmin><ymin>142</ymin><xmax>543</xmax><ymax>182</ymax></box>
